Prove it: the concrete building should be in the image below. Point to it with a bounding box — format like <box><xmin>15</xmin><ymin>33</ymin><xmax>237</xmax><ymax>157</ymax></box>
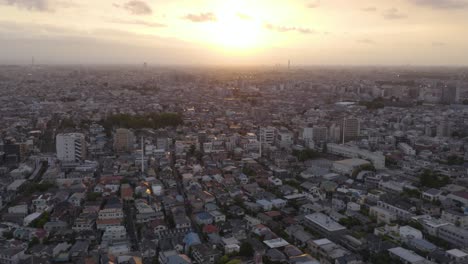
<box><xmin>102</xmin><ymin>225</ymin><xmax>127</xmax><ymax>243</ymax></box>
<box><xmin>260</xmin><ymin>126</ymin><xmax>276</xmax><ymax>146</ymax></box>
<box><xmin>304</xmin><ymin>213</ymin><xmax>346</xmax><ymax>237</ymax></box>
<box><xmin>276</xmin><ymin>129</ymin><xmax>294</xmax><ymax>149</ymax></box>
<box><xmin>438</xmin><ymin>224</ymin><xmax>468</xmax><ymax>248</ymax></box>
<box><xmin>398</xmin><ymin>143</ymin><xmax>416</xmax><ymax>155</ymax></box>
<box><xmin>441</xmin><ymin>210</ymin><xmax>468</xmax><ymax>229</ymax></box>
<box><xmin>332</xmin><ymin>158</ymin><xmax>370</xmax><ymax>175</ymax></box>
<box><xmin>56</xmin><ymin>133</ymin><xmax>86</xmax><ymax>162</ymax></box>
<box><xmin>113</xmin><ymin>128</ymin><xmax>135</xmax><ymax>152</ymax></box>
<box><xmin>387</xmin><ymin>247</ymin><xmax>427</xmax><ymax>264</ymax></box>
<box><xmin>342</xmin><ymin>118</ymin><xmax>360</xmax><ymax>143</ymax></box>
<box><xmin>327</xmin><ymin>143</ymin><xmax>385</xmax><ymax>169</ymax></box>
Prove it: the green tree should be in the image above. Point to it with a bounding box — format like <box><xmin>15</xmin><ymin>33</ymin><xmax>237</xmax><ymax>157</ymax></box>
<box><xmin>28</xmin><ymin>237</ymin><xmax>40</xmax><ymax>248</ymax></box>
<box><xmin>239</xmin><ymin>242</ymin><xmax>254</xmax><ymax>257</ymax></box>
<box><xmin>419</xmin><ymin>169</ymin><xmax>450</xmax><ymax>188</ymax></box>
<box><xmin>292</xmin><ymin>149</ymin><xmax>319</xmax><ymax>162</ymax></box>
<box><xmin>86</xmin><ymin>192</ymin><xmax>102</xmax><ymax>201</ymax></box>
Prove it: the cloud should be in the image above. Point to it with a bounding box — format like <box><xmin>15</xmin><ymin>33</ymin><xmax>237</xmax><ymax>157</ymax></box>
<box><xmin>362</xmin><ymin>6</ymin><xmax>377</xmax><ymax>12</ymax></box>
<box><xmin>107</xmin><ymin>18</ymin><xmax>167</xmax><ymax>28</ymax></box>
<box><xmin>307</xmin><ymin>0</ymin><xmax>320</xmax><ymax>8</ymax></box>
<box><xmin>183</xmin><ymin>12</ymin><xmax>217</xmax><ymax>22</ymax></box>
<box><xmin>237</xmin><ymin>12</ymin><xmax>251</xmax><ymax>20</ymax></box>
<box><xmin>265</xmin><ymin>23</ymin><xmax>315</xmax><ymax>34</ymax></box>
<box><xmin>357</xmin><ymin>38</ymin><xmax>376</xmax><ymax>44</ymax></box>
<box><xmin>408</xmin><ymin>0</ymin><xmax>468</xmax><ymax>9</ymax></box>
<box><xmin>121</xmin><ymin>0</ymin><xmax>152</xmax><ymax>15</ymax></box>
<box><xmin>0</xmin><ymin>0</ymin><xmax>51</xmax><ymax>11</ymax></box>
<box><xmin>0</xmin><ymin>21</ymin><xmax>212</xmax><ymax>64</ymax></box>
<box><xmin>382</xmin><ymin>8</ymin><xmax>407</xmax><ymax>19</ymax></box>
<box><xmin>432</xmin><ymin>41</ymin><xmax>447</xmax><ymax>47</ymax></box>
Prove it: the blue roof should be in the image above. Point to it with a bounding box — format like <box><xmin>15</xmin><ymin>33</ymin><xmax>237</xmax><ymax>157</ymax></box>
<box><xmin>184</xmin><ymin>232</ymin><xmax>201</xmax><ymax>246</ymax></box>
<box><xmin>196</xmin><ymin>212</ymin><xmax>213</xmax><ymax>220</ymax></box>
<box><xmin>410</xmin><ymin>238</ymin><xmax>437</xmax><ymax>251</ymax></box>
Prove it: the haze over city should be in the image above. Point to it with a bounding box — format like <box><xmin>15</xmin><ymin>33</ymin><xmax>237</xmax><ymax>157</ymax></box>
<box><xmin>2</xmin><ymin>1</ymin><xmax>468</xmax><ymax>264</ymax></box>
<box><xmin>1</xmin><ymin>0</ymin><xmax>468</xmax><ymax>65</ymax></box>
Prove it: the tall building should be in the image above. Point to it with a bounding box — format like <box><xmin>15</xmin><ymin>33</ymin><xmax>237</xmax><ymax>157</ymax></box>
<box><xmin>260</xmin><ymin>127</ymin><xmax>276</xmax><ymax>146</ymax></box>
<box><xmin>56</xmin><ymin>133</ymin><xmax>86</xmax><ymax>162</ymax></box>
<box><xmin>436</xmin><ymin>121</ymin><xmax>451</xmax><ymax>138</ymax></box>
<box><xmin>441</xmin><ymin>84</ymin><xmax>459</xmax><ymax>104</ymax></box>
<box><xmin>341</xmin><ymin>118</ymin><xmax>360</xmax><ymax>143</ymax></box>
<box><xmin>113</xmin><ymin>128</ymin><xmax>135</xmax><ymax>152</ymax></box>
<box><xmin>329</xmin><ymin>123</ymin><xmax>342</xmax><ymax>143</ymax></box>
<box><xmin>276</xmin><ymin>129</ymin><xmax>294</xmax><ymax>149</ymax></box>
<box><xmin>304</xmin><ymin>126</ymin><xmax>328</xmax><ymax>148</ymax></box>
<box><xmin>312</xmin><ymin>126</ymin><xmax>328</xmax><ymax>143</ymax></box>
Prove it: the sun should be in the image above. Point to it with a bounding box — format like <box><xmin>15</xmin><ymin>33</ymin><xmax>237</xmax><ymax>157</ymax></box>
<box><xmin>205</xmin><ymin>2</ymin><xmax>265</xmax><ymax>52</ymax></box>
<box><xmin>211</xmin><ymin>14</ymin><xmax>263</xmax><ymax>51</ymax></box>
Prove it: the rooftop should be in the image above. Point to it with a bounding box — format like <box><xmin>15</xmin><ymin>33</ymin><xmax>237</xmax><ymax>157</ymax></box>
<box><xmin>305</xmin><ymin>213</ymin><xmax>346</xmax><ymax>232</ymax></box>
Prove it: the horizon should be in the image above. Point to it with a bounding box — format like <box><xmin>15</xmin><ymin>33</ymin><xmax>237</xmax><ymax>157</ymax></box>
<box><xmin>1</xmin><ymin>0</ymin><xmax>468</xmax><ymax>65</ymax></box>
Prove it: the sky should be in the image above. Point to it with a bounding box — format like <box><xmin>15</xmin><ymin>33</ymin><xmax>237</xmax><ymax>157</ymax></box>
<box><xmin>1</xmin><ymin>0</ymin><xmax>468</xmax><ymax>65</ymax></box>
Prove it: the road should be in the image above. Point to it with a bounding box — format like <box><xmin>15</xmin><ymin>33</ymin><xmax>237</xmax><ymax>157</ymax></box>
<box><xmin>124</xmin><ymin>202</ymin><xmax>140</xmax><ymax>251</ymax></box>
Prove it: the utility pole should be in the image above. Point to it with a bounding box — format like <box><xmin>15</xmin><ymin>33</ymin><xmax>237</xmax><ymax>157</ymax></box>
<box><xmin>141</xmin><ymin>136</ymin><xmax>144</xmax><ymax>175</ymax></box>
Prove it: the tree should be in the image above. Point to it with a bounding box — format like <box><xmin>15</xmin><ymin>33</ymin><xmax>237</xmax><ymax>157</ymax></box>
<box><xmin>339</xmin><ymin>217</ymin><xmax>361</xmax><ymax>228</ymax></box>
<box><xmin>86</xmin><ymin>192</ymin><xmax>102</xmax><ymax>201</ymax></box>
<box><xmin>30</xmin><ymin>212</ymin><xmax>50</xmax><ymax>228</ymax></box>
<box><xmin>292</xmin><ymin>149</ymin><xmax>319</xmax><ymax>162</ymax></box>
<box><xmin>239</xmin><ymin>242</ymin><xmax>254</xmax><ymax>257</ymax></box>
<box><xmin>28</xmin><ymin>237</ymin><xmax>40</xmax><ymax>248</ymax></box>
<box><xmin>189</xmin><ymin>145</ymin><xmax>196</xmax><ymax>156</ymax></box>
<box><xmin>446</xmin><ymin>155</ymin><xmax>464</xmax><ymax>165</ymax></box>
<box><xmin>419</xmin><ymin>169</ymin><xmax>450</xmax><ymax>188</ymax></box>
<box><xmin>3</xmin><ymin>231</ymin><xmax>13</xmax><ymax>239</ymax></box>
<box><xmin>217</xmin><ymin>255</ymin><xmax>230</xmax><ymax>264</ymax></box>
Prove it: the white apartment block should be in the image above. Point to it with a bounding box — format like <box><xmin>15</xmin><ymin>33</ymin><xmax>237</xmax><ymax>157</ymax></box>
<box><xmin>56</xmin><ymin>133</ymin><xmax>86</xmax><ymax>162</ymax></box>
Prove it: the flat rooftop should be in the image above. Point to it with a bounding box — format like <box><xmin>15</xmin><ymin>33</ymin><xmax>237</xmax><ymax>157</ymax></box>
<box><xmin>305</xmin><ymin>213</ymin><xmax>346</xmax><ymax>232</ymax></box>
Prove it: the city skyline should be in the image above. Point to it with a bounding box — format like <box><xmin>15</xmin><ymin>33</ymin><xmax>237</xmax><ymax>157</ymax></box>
<box><xmin>1</xmin><ymin>0</ymin><xmax>468</xmax><ymax>65</ymax></box>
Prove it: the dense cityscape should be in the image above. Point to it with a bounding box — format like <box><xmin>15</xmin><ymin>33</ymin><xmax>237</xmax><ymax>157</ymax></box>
<box><xmin>0</xmin><ymin>65</ymin><xmax>467</xmax><ymax>264</ymax></box>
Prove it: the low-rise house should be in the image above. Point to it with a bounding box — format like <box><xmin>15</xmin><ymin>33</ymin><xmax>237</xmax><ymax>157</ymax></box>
<box><xmin>387</xmin><ymin>247</ymin><xmax>427</xmax><ymax>264</ymax></box>
<box><xmin>445</xmin><ymin>249</ymin><xmax>468</xmax><ymax>263</ymax></box>
<box><xmin>194</xmin><ymin>212</ymin><xmax>214</xmax><ymax>225</ymax></box>
<box><xmin>73</xmin><ymin>213</ymin><xmax>96</xmax><ymax>231</ymax></box>
<box><xmin>44</xmin><ymin>220</ymin><xmax>68</xmax><ymax>233</ymax></box>
<box><xmin>422</xmin><ymin>189</ymin><xmax>443</xmax><ymax>201</ymax></box>
<box><xmin>68</xmin><ymin>192</ymin><xmax>85</xmax><ymax>207</ymax></box>
<box><xmin>191</xmin><ymin>244</ymin><xmax>221</xmax><ymax>264</ymax></box>
<box><xmin>159</xmin><ymin>250</ymin><xmax>192</xmax><ymax>264</ymax></box>
<box><xmin>441</xmin><ymin>210</ymin><xmax>468</xmax><ymax>228</ymax></box>
<box><xmin>308</xmin><ymin>238</ymin><xmax>355</xmax><ymax>264</ymax></box>
<box><xmin>221</xmin><ymin>237</ymin><xmax>240</xmax><ymax>254</ymax></box>
<box><xmin>0</xmin><ymin>246</ymin><xmax>25</xmax><ymax>264</ymax></box>
<box><xmin>135</xmin><ymin>200</ymin><xmax>158</xmax><ymax>223</ymax></box>
<box><xmin>256</xmin><ymin>199</ymin><xmax>273</xmax><ymax>211</ymax></box>
<box><xmin>209</xmin><ymin>210</ymin><xmax>226</xmax><ymax>223</ymax></box>
<box><xmin>101</xmin><ymin>225</ymin><xmax>127</xmax><ymax>243</ymax></box>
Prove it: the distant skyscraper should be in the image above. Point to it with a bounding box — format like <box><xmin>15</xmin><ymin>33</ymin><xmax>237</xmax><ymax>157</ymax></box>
<box><xmin>341</xmin><ymin>118</ymin><xmax>360</xmax><ymax>143</ymax></box>
<box><xmin>113</xmin><ymin>128</ymin><xmax>135</xmax><ymax>152</ymax></box>
<box><xmin>441</xmin><ymin>84</ymin><xmax>458</xmax><ymax>104</ymax></box>
<box><xmin>312</xmin><ymin>126</ymin><xmax>328</xmax><ymax>143</ymax></box>
<box><xmin>56</xmin><ymin>133</ymin><xmax>86</xmax><ymax>162</ymax></box>
<box><xmin>437</xmin><ymin>121</ymin><xmax>451</xmax><ymax>138</ymax></box>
